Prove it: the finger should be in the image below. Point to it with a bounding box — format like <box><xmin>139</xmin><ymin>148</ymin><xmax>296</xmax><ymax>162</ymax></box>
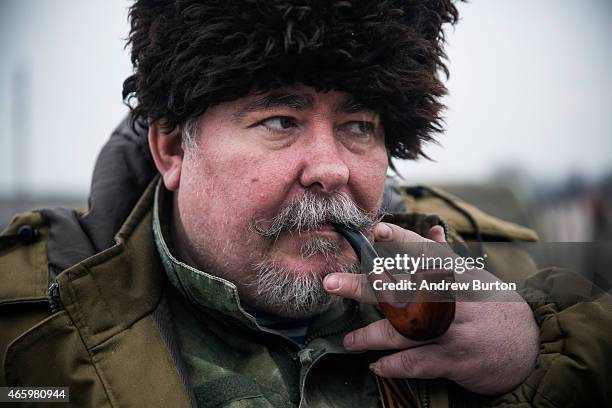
<box><xmin>323</xmin><ymin>273</ymin><xmax>377</xmax><ymax>303</ymax></box>
<box><xmin>343</xmin><ymin>319</ymin><xmax>426</xmax><ymax>351</ymax></box>
<box><xmin>370</xmin><ymin>344</ymin><xmax>450</xmax><ymax>379</ymax></box>
<box><xmin>374</xmin><ymin>222</ymin><xmax>432</xmax><ymax>243</ymax></box>
<box><xmin>426</xmin><ymin>225</ymin><xmax>446</xmax><ymax>243</ymax></box>
<box><xmin>374</xmin><ymin>222</ymin><xmax>452</xmax><ymax>263</ymax></box>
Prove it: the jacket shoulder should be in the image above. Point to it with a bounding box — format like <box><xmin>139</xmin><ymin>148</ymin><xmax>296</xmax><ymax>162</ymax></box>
<box><xmin>399</xmin><ymin>185</ymin><xmax>538</xmax><ymax>242</ymax></box>
<box><xmin>0</xmin><ymin>211</ymin><xmax>50</xmax><ymax>305</ymax></box>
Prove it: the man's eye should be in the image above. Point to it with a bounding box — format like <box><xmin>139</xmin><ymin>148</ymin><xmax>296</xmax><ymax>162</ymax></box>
<box><xmin>260</xmin><ymin>116</ymin><xmax>296</xmax><ymax>130</ymax></box>
<box><xmin>346</xmin><ymin>121</ymin><xmax>375</xmax><ymax>135</ymax></box>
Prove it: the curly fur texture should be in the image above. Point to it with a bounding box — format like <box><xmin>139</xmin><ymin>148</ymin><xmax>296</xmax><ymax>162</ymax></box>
<box><xmin>123</xmin><ymin>0</ymin><xmax>460</xmax><ymax>159</ymax></box>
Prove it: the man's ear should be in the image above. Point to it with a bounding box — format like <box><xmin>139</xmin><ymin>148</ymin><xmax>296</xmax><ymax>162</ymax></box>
<box><xmin>148</xmin><ymin>121</ymin><xmax>184</xmax><ymax>191</ymax></box>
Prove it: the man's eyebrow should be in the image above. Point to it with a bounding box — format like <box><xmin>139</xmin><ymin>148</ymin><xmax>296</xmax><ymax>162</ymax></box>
<box><xmin>337</xmin><ymin>96</ymin><xmax>375</xmax><ymax>114</ymax></box>
<box><xmin>234</xmin><ymin>92</ymin><xmax>315</xmax><ymax>120</ymax></box>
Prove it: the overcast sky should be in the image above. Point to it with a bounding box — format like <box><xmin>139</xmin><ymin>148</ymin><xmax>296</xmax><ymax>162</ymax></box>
<box><xmin>1</xmin><ymin>0</ymin><xmax>611</xmax><ymax>196</ymax></box>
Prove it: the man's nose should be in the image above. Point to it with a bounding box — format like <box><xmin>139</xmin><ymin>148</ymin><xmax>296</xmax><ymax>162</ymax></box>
<box><xmin>299</xmin><ymin>127</ymin><xmax>350</xmax><ymax>194</ymax></box>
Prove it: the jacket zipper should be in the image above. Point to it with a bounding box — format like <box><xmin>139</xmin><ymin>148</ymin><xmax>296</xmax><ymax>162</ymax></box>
<box><xmin>420</xmin><ymin>380</ymin><xmax>430</xmax><ymax>408</ymax></box>
<box><xmin>296</xmin><ymin>306</ymin><xmax>360</xmax><ymax>408</ymax></box>
<box><xmin>48</xmin><ymin>280</ymin><xmax>63</xmax><ymax>313</ymax></box>
<box><xmin>303</xmin><ymin>307</ymin><xmax>431</xmax><ymax>408</ymax></box>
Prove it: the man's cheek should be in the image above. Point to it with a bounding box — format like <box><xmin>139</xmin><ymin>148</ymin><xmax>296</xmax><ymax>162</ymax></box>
<box><xmin>347</xmin><ymin>159</ymin><xmax>387</xmax><ymax>209</ymax></box>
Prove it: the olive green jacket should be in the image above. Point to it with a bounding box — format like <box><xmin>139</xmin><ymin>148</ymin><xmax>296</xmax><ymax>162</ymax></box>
<box><xmin>1</xmin><ymin>118</ymin><xmax>611</xmax><ymax>407</ymax></box>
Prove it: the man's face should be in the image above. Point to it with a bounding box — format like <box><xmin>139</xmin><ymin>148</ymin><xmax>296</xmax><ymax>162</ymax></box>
<box><xmin>172</xmin><ymin>84</ymin><xmax>388</xmax><ymax>316</ymax></box>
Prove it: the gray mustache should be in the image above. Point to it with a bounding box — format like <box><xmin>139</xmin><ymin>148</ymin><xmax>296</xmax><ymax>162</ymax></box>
<box><xmin>252</xmin><ymin>191</ymin><xmax>385</xmax><ymax>238</ymax></box>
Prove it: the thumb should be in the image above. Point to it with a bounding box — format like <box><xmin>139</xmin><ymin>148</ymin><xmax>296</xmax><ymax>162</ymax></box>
<box><xmin>427</xmin><ymin>225</ymin><xmax>446</xmax><ymax>243</ymax></box>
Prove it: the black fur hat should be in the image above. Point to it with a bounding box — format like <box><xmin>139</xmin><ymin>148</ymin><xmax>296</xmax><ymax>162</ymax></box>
<box><xmin>123</xmin><ymin>0</ymin><xmax>460</xmax><ymax>159</ymax></box>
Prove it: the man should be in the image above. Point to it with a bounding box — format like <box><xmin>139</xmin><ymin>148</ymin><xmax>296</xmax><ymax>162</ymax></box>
<box><xmin>1</xmin><ymin>1</ymin><xmax>610</xmax><ymax>407</ymax></box>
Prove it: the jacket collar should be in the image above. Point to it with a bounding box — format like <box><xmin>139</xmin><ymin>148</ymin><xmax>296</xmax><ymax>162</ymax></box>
<box><xmin>56</xmin><ymin>176</ymin><xmax>164</xmax><ymax>350</ymax></box>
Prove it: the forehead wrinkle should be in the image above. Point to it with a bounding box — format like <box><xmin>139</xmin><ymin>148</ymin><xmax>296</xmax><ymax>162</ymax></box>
<box><xmin>233</xmin><ymin>91</ymin><xmax>315</xmax><ymax>120</ymax></box>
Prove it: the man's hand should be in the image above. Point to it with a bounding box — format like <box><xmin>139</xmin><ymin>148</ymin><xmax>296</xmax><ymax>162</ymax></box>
<box><xmin>324</xmin><ymin>222</ymin><xmax>540</xmax><ymax>396</ymax></box>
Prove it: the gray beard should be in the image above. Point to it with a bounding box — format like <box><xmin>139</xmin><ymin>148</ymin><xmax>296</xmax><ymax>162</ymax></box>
<box><xmin>299</xmin><ymin>235</ymin><xmax>342</xmax><ymax>259</ymax></box>
<box><xmin>248</xmin><ymin>190</ymin><xmax>382</xmax><ymax>317</ymax></box>
<box><xmin>251</xmin><ymin>237</ymin><xmax>359</xmax><ymax>318</ymax></box>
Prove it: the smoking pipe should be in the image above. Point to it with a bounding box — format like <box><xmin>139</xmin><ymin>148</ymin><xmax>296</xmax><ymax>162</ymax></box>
<box><xmin>332</xmin><ymin>223</ymin><xmax>455</xmax><ymax>341</ymax></box>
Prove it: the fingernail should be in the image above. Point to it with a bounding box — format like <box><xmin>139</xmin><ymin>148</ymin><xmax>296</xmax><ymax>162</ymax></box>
<box><xmin>433</xmin><ymin>225</ymin><xmax>445</xmax><ymax>237</ymax></box>
<box><xmin>375</xmin><ymin>223</ymin><xmax>392</xmax><ymax>240</ymax></box>
<box><xmin>344</xmin><ymin>333</ymin><xmax>354</xmax><ymax>348</ymax></box>
<box><xmin>369</xmin><ymin>362</ymin><xmax>380</xmax><ymax>375</ymax></box>
<box><xmin>324</xmin><ymin>274</ymin><xmax>340</xmax><ymax>291</ymax></box>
